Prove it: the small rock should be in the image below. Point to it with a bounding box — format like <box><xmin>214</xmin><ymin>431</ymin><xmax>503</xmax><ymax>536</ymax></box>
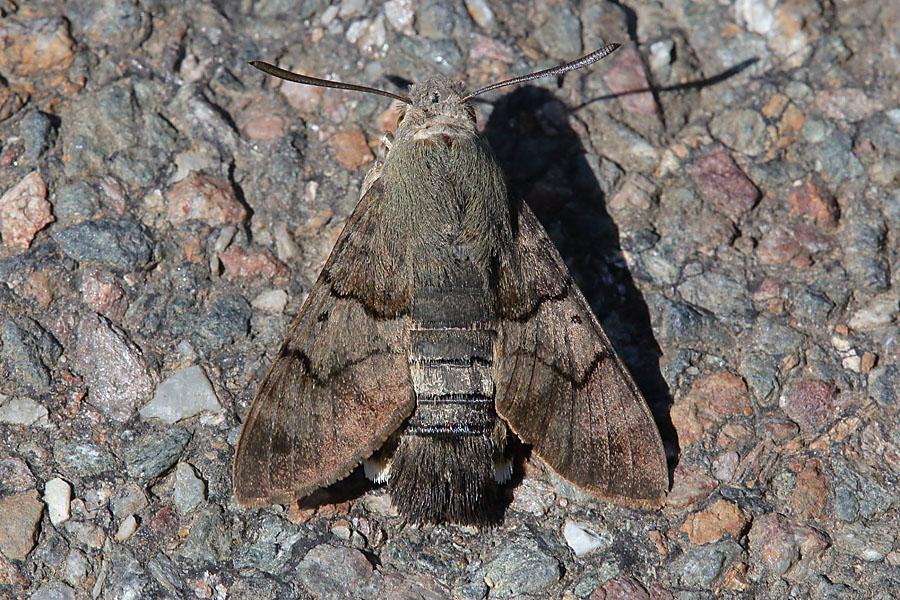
<box><xmin>0</xmin><ymin>457</ymin><xmax>37</xmax><ymax>495</ymax></box>
<box><xmin>219</xmin><ymin>246</ymin><xmax>289</xmax><ymax>280</ymax></box>
<box><xmin>815</xmin><ymin>88</ymin><xmax>884</xmax><ymax>122</ymax></box>
<box><xmin>788</xmin><ymin>176</ymin><xmax>839</xmax><ymax>228</ymax></box>
<box><xmin>385</xmin><ymin>0</ymin><xmax>416</xmax><ymax>35</ymax></box>
<box><xmin>691</xmin><ymin>150</ymin><xmax>759</xmax><ymax>218</ymax></box>
<box><xmin>63</xmin><ymin>520</ymin><xmax>106</xmax><ymax>550</ymax></box>
<box><xmin>604</xmin><ymin>47</ymin><xmax>659</xmax><ymax>118</ymax></box>
<box><xmin>778</xmin><ymin>379</ymin><xmax>838</xmax><ymax>433</ymax></box>
<box><xmin>868</xmin><ymin>364</ymin><xmax>900</xmax><ymax>408</ymax></box>
<box><xmin>174</xmin><ymin>463</ymin><xmax>206</xmax><ymax>515</ymax></box>
<box><xmin>589</xmin><ymin>576</ymin><xmax>650</xmax><ymax>600</ymax></box>
<box><xmin>29</xmin><ymin>582</ymin><xmax>76</xmax><ymax>600</ymax></box>
<box><xmin>252</xmin><ymin>289</ymin><xmax>289</xmax><ymax>313</ymax></box>
<box><xmin>74</xmin><ymin>315</ymin><xmax>155</xmax><ymax>422</ymax></box>
<box><xmin>510</xmin><ymin>478</ymin><xmax>556</xmax><ymax>516</ymax></box>
<box><xmin>114</xmin><ymin>515</ymin><xmax>138</xmax><ymax>542</ymax></box>
<box><xmin>832</xmin><ymin>520</ymin><xmax>895</xmax><ymax>562</ymax></box>
<box><xmin>53</xmin><ymin>182</ymin><xmax>99</xmax><ymax>225</ymax></box>
<box><xmin>54</xmin><ymin>442</ymin><xmax>116</xmax><ymax>478</ymax></box>
<box><xmin>484</xmin><ymin>538</ymin><xmax>560</xmax><ymax>598</ymax></box>
<box><xmin>0</xmin><ymin>396</ymin><xmax>48</xmax><ymax>426</ymax></box>
<box><xmin>667</xmin><ymin>464</ymin><xmax>717</xmax><ymax>508</ymax></box>
<box><xmin>180</xmin><ymin>504</ymin><xmax>232</xmax><ymax>562</ymax></box>
<box><xmin>790</xmin><ymin>460</ymin><xmax>827</xmax><ymax>519</ymax></box>
<box><xmin>123</xmin><ymin>427</ymin><xmax>191</xmax><ymax>479</ymax></box>
<box><xmin>0</xmin><ymin>171</ymin><xmax>53</xmax><ymax>249</ymax></box>
<box><xmin>747</xmin><ymin>513</ymin><xmax>828</xmax><ymax>577</ymax></box>
<box><xmin>165</xmin><ymin>172</ymin><xmax>247</xmax><ymax>226</ymax></box>
<box><xmin>80</xmin><ymin>269</ymin><xmax>128</xmax><ymax>319</ymax></box>
<box><xmin>711</xmin><ymin>450</ymin><xmax>740</xmax><ymax>482</ymax></box>
<box><xmin>330</xmin><ymin>128</ymin><xmax>374</xmax><ymax>169</ymax></box>
<box><xmin>709</xmin><ymin>109</ymin><xmax>767</xmax><ymax>156</ymax></box>
<box><xmin>63</xmin><ymin>549</ymin><xmax>90</xmax><ymax>585</ymax></box>
<box><xmin>675</xmin><ymin>540</ymin><xmax>737</xmax><ymax>588</ymax></box>
<box><xmin>56</xmin><ymin>219</ymin><xmax>155</xmax><ymax>271</ymax></box>
<box><xmin>679</xmin><ymin>500</ymin><xmax>749</xmax><ymax>545</ymax></box>
<box><xmin>297</xmin><ymin>544</ymin><xmax>380</xmax><ymax>599</ymax></box>
<box><xmin>848</xmin><ymin>295</ymin><xmax>899</xmax><ymax>331</ymax></box>
<box><xmin>670</xmin><ymin>371</ymin><xmax>751</xmax><ymax>445</ymax></box>
<box><xmin>533</xmin><ymin>4</ymin><xmax>582</xmax><ymax>60</ymax></box>
<box><xmin>563</xmin><ymin>520</ymin><xmax>612</xmax><ymax>556</ymax></box>
<box><xmin>44</xmin><ymin>478</ymin><xmax>72</xmax><ymax>525</ymax></box>
<box><xmin>464</xmin><ymin>0</ymin><xmax>495</xmax><ymax>30</ymax></box>
<box><xmin>139</xmin><ymin>365</ymin><xmax>222</xmax><ymax>425</ymax></box>
<box><xmin>239</xmin><ymin>103</ymin><xmax>286</xmax><ymax>140</ymax></box>
<box><xmin>110</xmin><ymin>482</ymin><xmax>149</xmax><ymax>519</ymax></box>
<box><xmin>0</xmin><ymin>83</ymin><xmax>25</xmax><ymax>122</ymax></box>
<box><xmin>0</xmin><ymin>318</ymin><xmax>57</xmax><ymax>396</ymax></box>
<box><xmin>0</xmin><ymin>489</ymin><xmax>44</xmax><ymax>560</ymax></box>
<box><xmin>200</xmin><ymin>294</ymin><xmax>252</xmax><ymax>345</ymax></box>
<box><xmin>0</xmin><ymin>16</ymin><xmax>76</xmax><ymax>77</ymax></box>
<box><xmin>19</xmin><ymin>110</ymin><xmax>56</xmax><ymax>161</ymax></box>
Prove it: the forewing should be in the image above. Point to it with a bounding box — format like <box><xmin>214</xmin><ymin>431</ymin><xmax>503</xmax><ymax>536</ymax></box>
<box><xmin>234</xmin><ymin>182</ymin><xmax>415</xmax><ymax>507</ymax></box>
<box><xmin>496</xmin><ymin>201</ymin><xmax>667</xmax><ymax>507</ymax></box>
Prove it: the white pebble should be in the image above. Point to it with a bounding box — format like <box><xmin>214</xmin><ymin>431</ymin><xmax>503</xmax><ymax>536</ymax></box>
<box><xmin>0</xmin><ymin>395</ymin><xmax>49</xmax><ymax>426</ymax></box>
<box><xmin>563</xmin><ymin>520</ymin><xmax>611</xmax><ymax>556</ymax></box>
<box><xmin>115</xmin><ymin>515</ymin><xmax>138</xmax><ymax>542</ymax></box>
<box><xmin>44</xmin><ymin>477</ymin><xmax>72</xmax><ymax>525</ymax></box>
<box><xmin>139</xmin><ymin>365</ymin><xmax>222</xmax><ymax>424</ymax></box>
<box><xmin>252</xmin><ymin>289</ymin><xmax>289</xmax><ymax>313</ymax></box>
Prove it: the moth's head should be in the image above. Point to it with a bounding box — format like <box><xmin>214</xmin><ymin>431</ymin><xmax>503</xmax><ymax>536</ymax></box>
<box><xmin>395</xmin><ymin>76</ymin><xmax>478</xmax><ymax>142</ymax></box>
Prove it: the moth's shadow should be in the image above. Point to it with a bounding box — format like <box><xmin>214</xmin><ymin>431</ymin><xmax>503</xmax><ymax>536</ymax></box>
<box><xmin>482</xmin><ymin>85</ymin><xmax>678</xmax><ymax>469</ymax></box>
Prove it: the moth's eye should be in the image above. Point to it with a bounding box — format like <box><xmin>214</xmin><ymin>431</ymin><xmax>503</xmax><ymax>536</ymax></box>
<box><xmin>432</xmin><ymin>92</ymin><xmax>440</xmax><ymax>104</ymax></box>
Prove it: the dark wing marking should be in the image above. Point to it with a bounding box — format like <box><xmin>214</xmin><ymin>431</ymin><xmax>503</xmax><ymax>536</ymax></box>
<box><xmin>234</xmin><ymin>182</ymin><xmax>415</xmax><ymax>507</ymax></box>
<box><xmin>495</xmin><ymin>200</ymin><xmax>667</xmax><ymax>508</ymax></box>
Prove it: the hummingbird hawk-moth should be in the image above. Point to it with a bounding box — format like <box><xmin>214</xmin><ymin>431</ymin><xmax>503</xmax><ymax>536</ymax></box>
<box><xmin>233</xmin><ymin>44</ymin><xmax>668</xmax><ymax>524</ymax></box>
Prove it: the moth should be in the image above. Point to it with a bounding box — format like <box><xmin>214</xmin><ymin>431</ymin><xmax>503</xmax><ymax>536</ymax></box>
<box><xmin>233</xmin><ymin>44</ymin><xmax>667</xmax><ymax>524</ymax></box>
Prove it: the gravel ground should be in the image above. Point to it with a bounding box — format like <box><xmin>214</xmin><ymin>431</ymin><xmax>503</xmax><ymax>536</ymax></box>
<box><xmin>1</xmin><ymin>0</ymin><xmax>898</xmax><ymax>598</ymax></box>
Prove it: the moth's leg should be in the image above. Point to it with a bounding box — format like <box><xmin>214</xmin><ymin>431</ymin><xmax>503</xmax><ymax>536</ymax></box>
<box><xmin>376</xmin><ymin>132</ymin><xmax>394</xmax><ymax>160</ymax></box>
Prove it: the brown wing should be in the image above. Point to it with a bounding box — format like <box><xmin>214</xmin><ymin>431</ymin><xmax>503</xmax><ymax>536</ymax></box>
<box><xmin>233</xmin><ymin>181</ymin><xmax>415</xmax><ymax>507</ymax></box>
<box><xmin>495</xmin><ymin>200</ymin><xmax>667</xmax><ymax>508</ymax></box>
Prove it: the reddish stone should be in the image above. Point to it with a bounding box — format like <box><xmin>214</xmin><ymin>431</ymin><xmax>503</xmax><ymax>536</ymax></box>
<box><xmin>815</xmin><ymin>88</ymin><xmax>884</xmax><ymax>122</ymax></box>
<box><xmin>788</xmin><ymin>176</ymin><xmax>839</xmax><ymax>228</ymax></box>
<box><xmin>165</xmin><ymin>172</ymin><xmax>247</xmax><ymax>226</ymax></box>
<box><xmin>604</xmin><ymin>46</ymin><xmax>659</xmax><ymax>118</ymax></box>
<box><xmin>589</xmin><ymin>576</ymin><xmax>650</xmax><ymax>600</ymax></box>
<box><xmin>219</xmin><ymin>246</ymin><xmax>289</xmax><ymax>280</ymax></box>
<box><xmin>791</xmin><ymin>460</ymin><xmax>827</xmax><ymax>519</ymax></box>
<box><xmin>0</xmin><ymin>17</ymin><xmax>76</xmax><ymax>78</ymax></box>
<box><xmin>330</xmin><ymin>128</ymin><xmax>374</xmax><ymax>169</ymax></box>
<box><xmin>239</xmin><ymin>101</ymin><xmax>286</xmax><ymax>140</ymax></box>
<box><xmin>667</xmin><ymin>464</ymin><xmax>717</xmax><ymax>508</ymax></box>
<box><xmin>778</xmin><ymin>379</ymin><xmax>838</xmax><ymax>433</ymax></box>
<box><xmin>692</xmin><ymin>150</ymin><xmax>759</xmax><ymax>218</ymax></box>
<box><xmin>748</xmin><ymin>513</ymin><xmax>828</xmax><ymax>578</ymax></box>
<box><xmin>0</xmin><ymin>171</ymin><xmax>53</xmax><ymax>249</ymax></box>
<box><xmin>679</xmin><ymin>499</ymin><xmax>750</xmax><ymax>545</ymax></box>
<box><xmin>81</xmin><ymin>269</ymin><xmax>128</xmax><ymax>320</ymax></box>
<box><xmin>671</xmin><ymin>371</ymin><xmax>751</xmax><ymax>445</ymax></box>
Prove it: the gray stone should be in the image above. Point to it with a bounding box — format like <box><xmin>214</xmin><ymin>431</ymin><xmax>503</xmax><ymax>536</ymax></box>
<box><xmin>110</xmin><ymin>482</ymin><xmax>149</xmax><ymax>518</ymax></box>
<box><xmin>146</xmin><ymin>554</ymin><xmax>186</xmax><ymax>596</ymax></box>
<box><xmin>19</xmin><ymin>110</ymin><xmax>56</xmax><ymax>162</ymax></box>
<box><xmin>833</xmin><ymin>521</ymin><xmax>896</xmax><ymax>561</ymax></box>
<box><xmin>179</xmin><ymin>504</ymin><xmax>232</xmax><ymax>561</ymax></box>
<box><xmin>174</xmin><ymin>462</ymin><xmax>206</xmax><ymax>515</ymax></box>
<box><xmin>103</xmin><ymin>547</ymin><xmax>149</xmax><ymax>600</ymax></box>
<box><xmin>56</xmin><ymin>219</ymin><xmax>155</xmax><ymax>271</ymax></box>
<box><xmin>29</xmin><ymin>582</ymin><xmax>76</xmax><ymax>600</ymax></box>
<box><xmin>812</xmin><ymin>130</ymin><xmax>865</xmax><ymax>184</ymax></box>
<box><xmin>297</xmin><ymin>544</ymin><xmax>381</xmax><ymax>600</ymax></box>
<box><xmin>677</xmin><ymin>269</ymin><xmax>752</xmax><ymax>321</ymax></box>
<box><xmin>675</xmin><ymin>540</ymin><xmax>739</xmax><ymax>588</ymax></box>
<box><xmin>140</xmin><ymin>365</ymin><xmax>222</xmax><ymax>424</ymax></box>
<box><xmin>869</xmin><ymin>364</ymin><xmax>900</xmax><ymax>408</ymax></box>
<box><xmin>53</xmin><ymin>182</ymin><xmax>99</xmax><ymax>225</ymax></box>
<box><xmin>533</xmin><ymin>5</ymin><xmax>583</xmax><ymax>60</ymax></box>
<box><xmin>54</xmin><ymin>441</ymin><xmax>117</xmax><ymax>477</ymax></box>
<box><xmin>0</xmin><ymin>318</ymin><xmax>57</xmax><ymax>395</ymax></box>
<box><xmin>709</xmin><ymin>108</ymin><xmax>767</xmax><ymax>156</ymax></box>
<box><xmin>484</xmin><ymin>537</ymin><xmax>560</xmax><ymax>598</ymax></box>
<box><xmin>123</xmin><ymin>427</ymin><xmax>191</xmax><ymax>479</ymax></box>
<box><xmin>834</xmin><ymin>485</ymin><xmax>859</xmax><ymax>522</ymax></box>
<box><xmin>200</xmin><ymin>294</ymin><xmax>251</xmax><ymax>345</ymax></box>
<box><xmin>0</xmin><ymin>457</ymin><xmax>37</xmax><ymax>495</ymax></box>
<box><xmin>0</xmin><ymin>395</ymin><xmax>48</xmax><ymax>425</ymax></box>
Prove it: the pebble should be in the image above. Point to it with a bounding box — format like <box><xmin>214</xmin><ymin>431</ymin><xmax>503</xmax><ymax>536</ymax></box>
<box><xmin>868</xmin><ymin>365</ymin><xmax>900</xmax><ymax>408</ymax></box>
<box><xmin>670</xmin><ymin>371</ymin><xmax>751</xmax><ymax>445</ymax></box>
<box><xmin>174</xmin><ymin>462</ymin><xmax>206</xmax><ymax>515</ymax></box>
<box><xmin>53</xmin><ymin>182</ymin><xmax>99</xmax><ymax>225</ymax></box>
<box><xmin>679</xmin><ymin>499</ymin><xmax>749</xmax><ymax>545</ymax></box>
<box><xmin>778</xmin><ymin>379</ymin><xmax>838</xmax><ymax>433</ymax></box>
<box><xmin>563</xmin><ymin>520</ymin><xmax>612</xmax><ymax>556</ymax></box>
<box><xmin>123</xmin><ymin>427</ymin><xmax>191</xmax><ymax>479</ymax></box>
<box><xmin>385</xmin><ymin>0</ymin><xmax>416</xmax><ymax>35</ymax></box>
<box><xmin>44</xmin><ymin>478</ymin><xmax>72</xmax><ymax>525</ymax></box>
<box><xmin>80</xmin><ymin>268</ymin><xmax>128</xmax><ymax>319</ymax></box>
<box><xmin>200</xmin><ymin>294</ymin><xmax>252</xmax><ymax>345</ymax></box>
<box><xmin>464</xmin><ymin>0</ymin><xmax>495</xmax><ymax>30</ymax></box>
<box><xmin>29</xmin><ymin>582</ymin><xmax>76</xmax><ymax>600</ymax></box>
<box><xmin>667</xmin><ymin>464</ymin><xmax>717</xmax><ymax>508</ymax></box>
<box><xmin>0</xmin><ymin>396</ymin><xmax>49</xmax><ymax>426</ymax></box>
<box><xmin>848</xmin><ymin>295</ymin><xmax>899</xmax><ymax>331</ymax></box>
<box><xmin>815</xmin><ymin>88</ymin><xmax>884</xmax><ymax>123</ymax></box>
<box><xmin>603</xmin><ymin>47</ymin><xmax>659</xmax><ymax>118</ymax></box>
<box><xmin>239</xmin><ymin>102</ymin><xmax>286</xmax><ymax>140</ymax></box>
<box><xmin>589</xmin><ymin>576</ymin><xmax>650</xmax><ymax>600</ymax></box>
<box><xmin>179</xmin><ymin>504</ymin><xmax>232</xmax><ymax>561</ymax></box>
<box><xmin>297</xmin><ymin>544</ymin><xmax>381</xmax><ymax>599</ymax></box>
<box><xmin>219</xmin><ymin>246</ymin><xmax>289</xmax><ymax>280</ymax></box>
<box><xmin>110</xmin><ymin>482</ymin><xmax>149</xmax><ymax>519</ymax></box>
<box><xmin>533</xmin><ymin>4</ymin><xmax>583</xmax><ymax>60</ymax></box>
<box><xmin>787</xmin><ymin>176</ymin><xmax>839</xmax><ymax>228</ymax></box>
<box><xmin>833</xmin><ymin>520</ymin><xmax>895</xmax><ymax>562</ymax></box>
<box><xmin>0</xmin><ymin>83</ymin><xmax>25</xmax><ymax>122</ymax></box>
<box><xmin>708</xmin><ymin>108</ymin><xmax>767</xmax><ymax>156</ymax></box>
<box><xmin>73</xmin><ymin>314</ymin><xmax>155</xmax><ymax>422</ymax></box>
<box><xmin>691</xmin><ymin>149</ymin><xmax>759</xmax><ymax>218</ymax></box>
<box><xmin>139</xmin><ymin>365</ymin><xmax>222</xmax><ymax>425</ymax></box>
<box><xmin>56</xmin><ymin>219</ymin><xmax>155</xmax><ymax>271</ymax></box>
<box><xmin>165</xmin><ymin>172</ymin><xmax>247</xmax><ymax>226</ymax></box>
<box><xmin>674</xmin><ymin>540</ymin><xmax>739</xmax><ymax>588</ymax></box>
<box><xmin>19</xmin><ymin>110</ymin><xmax>56</xmax><ymax>162</ymax></box>
<box><xmin>53</xmin><ymin>441</ymin><xmax>116</xmax><ymax>478</ymax></box>
<box><xmin>252</xmin><ymin>289</ymin><xmax>289</xmax><ymax>313</ymax></box>
<box><xmin>0</xmin><ymin>457</ymin><xmax>37</xmax><ymax>495</ymax></box>
<box><xmin>330</xmin><ymin>128</ymin><xmax>374</xmax><ymax>169</ymax></box>
<box><xmin>484</xmin><ymin>537</ymin><xmax>561</xmax><ymax>598</ymax></box>
<box><xmin>0</xmin><ymin>171</ymin><xmax>53</xmax><ymax>249</ymax></box>
<box><xmin>63</xmin><ymin>549</ymin><xmax>90</xmax><ymax>586</ymax></box>
<box><xmin>0</xmin><ymin>16</ymin><xmax>76</xmax><ymax>77</ymax></box>
<box><xmin>0</xmin><ymin>489</ymin><xmax>44</xmax><ymax>560</ymax></box>
<box><xmin>1</xmin><ymin>317</ymin><xmax>58</xmax><ymax>395</ymax></box>
<box><xmin>62</xmin><ymin>520</ymin><xmax>106</xmax><ymax>550</ymax></box>
<box><xmin>114</xmin><ymin>515</ymin><xmax>138</xmax><ymax>542</ymax></box>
